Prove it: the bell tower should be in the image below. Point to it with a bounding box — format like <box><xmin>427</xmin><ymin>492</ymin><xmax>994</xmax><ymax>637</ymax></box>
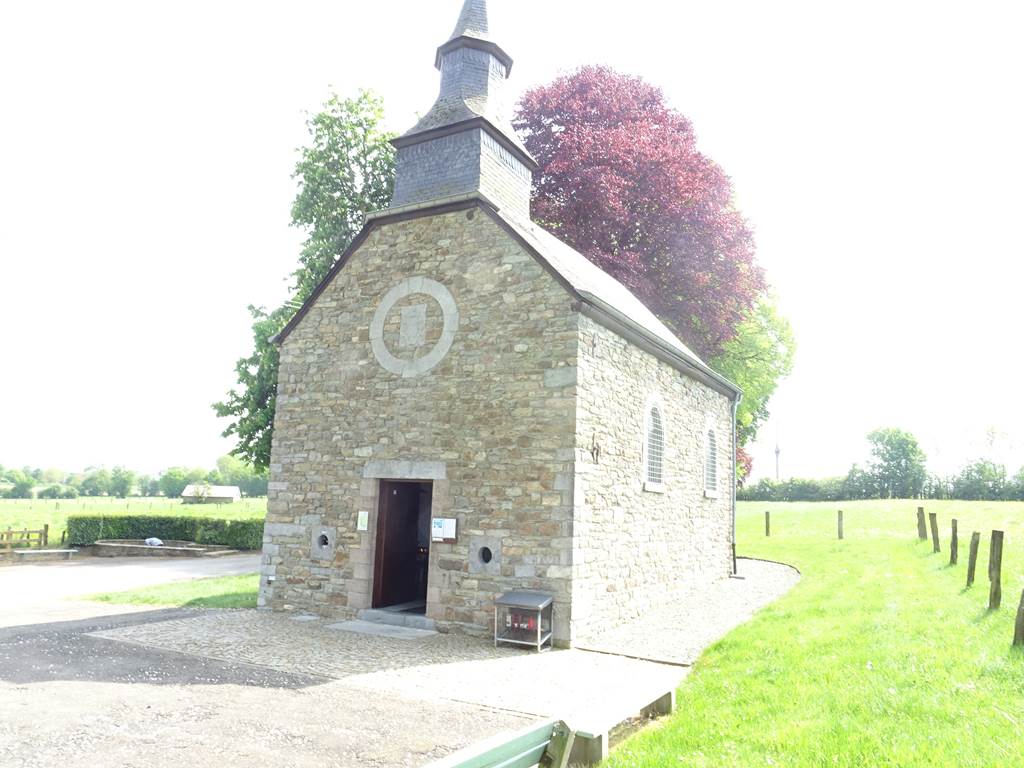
<box><xmin>389</xmin><ymin>0</ymin><xmax>537</xmax><ymax>221</ymax></box>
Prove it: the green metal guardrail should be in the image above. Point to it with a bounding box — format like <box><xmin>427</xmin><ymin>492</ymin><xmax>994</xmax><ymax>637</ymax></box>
<box><xmin>427</xmin><ymin>719</ymin><xmax>575</xmax><ymax>768</ymax></box>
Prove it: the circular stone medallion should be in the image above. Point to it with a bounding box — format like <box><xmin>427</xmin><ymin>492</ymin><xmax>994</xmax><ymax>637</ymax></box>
<box><xmin>370</xmin><ymin>277</ymin><xmax>459</xmax><ymax>378</ymax></box>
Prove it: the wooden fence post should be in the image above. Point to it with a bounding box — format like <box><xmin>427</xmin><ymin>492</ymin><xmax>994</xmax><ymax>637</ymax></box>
<box><xmin>765</xmin><ymin>510</ymin><xmax>770</xmax><ymax>538</ymax></box>
<box><xmin>42</xmin><ymin>523</ymin><xmax>49</xmax><ymax>549</ymax></box>
<box><xmin>929</xmin><ymin>512</ymin><xmax>940</xmax><ymax>553</ymax></box>
<box><xmin>1015</xmin><ymin>590</ymin><xmax>1024</xmax><ymax>647</ymax></box>
<box><xmin>967</xmin><ymin>532</ymin><xmax>981</xmax><ymax>587</ymax></box>
<box><xmin>949</xmin><ymin>519</ymin><xmax>958</xmax><ymax>566</ymax></box>
<box><xmin>838</xmin><ymin>510</ymin><xmax>844</xmax><ymax>540</ymax></box>
<box><xmin>989</xmin><ymin>530</ymin><xmax>1004</xmax><ymax>610</ymax></box>
<box><xmin>917</xmin><ymin>507</ymin><xmax>927</xmax><ymax>540</ymax></box>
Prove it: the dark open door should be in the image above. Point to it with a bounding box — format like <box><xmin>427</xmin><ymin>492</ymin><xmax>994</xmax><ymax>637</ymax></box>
<box><xmin>373</xmin><ymin>481</ymin><xmax>431</xmax><ymax>608</ymax></box>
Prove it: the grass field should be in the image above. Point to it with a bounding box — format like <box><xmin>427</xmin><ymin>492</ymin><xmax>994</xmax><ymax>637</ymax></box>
<box><xmin>0</xmin><ymin>497</ymin><xmax>267</xmax><ymax>545</ymax></box>
<box><xmin>607</xmin><ymin>499</ymin><xmax>1024</xmax><ymax>767</ymax></box>
<box><xmin>84</xmin><ymin>572</ymin><xmax>259</xmax><ymax>609</ymax></box>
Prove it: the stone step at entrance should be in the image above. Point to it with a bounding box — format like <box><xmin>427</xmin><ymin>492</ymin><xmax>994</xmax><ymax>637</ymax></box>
<box><xmin>327</xmin><ymin>619</ymin><xmax>437</xmax><ymax>640</ymax></box>
<box><xmin>357</xmin><ymin>601</ymin><xmax>436</xmax><ymax>631</ymax></box>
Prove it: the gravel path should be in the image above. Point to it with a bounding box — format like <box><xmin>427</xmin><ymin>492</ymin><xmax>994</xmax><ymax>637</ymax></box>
<box><xmin>575</xmin><ymin>558</ymin><xmax>801</xmax><ymax>665</ymax></box>
<box><xmin>92</xmin><ymin>611</ymin><xmax>686</xmax><ymax>734</ymax></box>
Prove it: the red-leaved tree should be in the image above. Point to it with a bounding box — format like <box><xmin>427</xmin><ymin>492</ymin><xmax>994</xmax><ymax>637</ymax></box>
<box><xmin>514</xmin><ymin>66</ymin><xmax>765</xmax><ymax>360</ymax></box>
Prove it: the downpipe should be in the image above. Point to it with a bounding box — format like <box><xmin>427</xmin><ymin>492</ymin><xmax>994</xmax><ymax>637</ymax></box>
<box><xmin>732</xmin><ymin>393</ymin><xmax>742</xmax><ymax>576</ymax></box>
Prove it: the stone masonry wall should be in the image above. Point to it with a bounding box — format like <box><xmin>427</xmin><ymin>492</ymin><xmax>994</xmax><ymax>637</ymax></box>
<box><xmin>260</xmin><ymin>208</ymin><xmax>580</xmax><ymax>642</ymax></box>
<box><xmin>570</xmin><ymin>315</ymin><xmax>735</xmax><ymax>641</ymax></box>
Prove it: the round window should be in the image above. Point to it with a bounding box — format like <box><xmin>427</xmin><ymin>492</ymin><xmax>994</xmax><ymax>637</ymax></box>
<box><xmin>318</xmin><ymin>534</ymin><xmax>330</xmax><ymax>548</ymax></box>
<box><xmin>479</xmin><ymin>546</ymin><xmax>493</xmax><ymax>564</ymax></box>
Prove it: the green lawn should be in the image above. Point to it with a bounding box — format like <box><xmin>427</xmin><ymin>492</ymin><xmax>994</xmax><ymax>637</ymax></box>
<box><xmin>84</xmin><ymin>572</ymin><xmax>259</xmax><ymax>609</ymax></box>
<box><xmin>607</xmin><ymin>500</ymin><xmax>1024</xmax><ymax>767</ymax></box>
<box><xmin>0</xmin><ymin>497</ymin><xmax>266</xmax><ymax>545</ymax></box>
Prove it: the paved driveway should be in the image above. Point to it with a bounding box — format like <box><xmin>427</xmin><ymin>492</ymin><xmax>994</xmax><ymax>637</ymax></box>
<box><xmin>0</xmin><ymin>611</ymin><xmax>530</xmax><ymax>768</ymax></box>
<box><xmin>0</xmin><ymin>553</ymin><xmax>261</xmax><ymax>628</ymax></box>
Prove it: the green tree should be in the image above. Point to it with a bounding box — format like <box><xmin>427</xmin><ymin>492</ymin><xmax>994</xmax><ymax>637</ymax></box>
<box><xmin>214</xmin><ymin>90</ymin><xmax>396</xmax><ymax>469</ymax></box>
<box><xmin>40</xmin><ymin>467</ymin><xmax>65</xmax><ymax>484</ymax></box>
<box><xmin>710</xmin><ymin>298</ymin><xmax>795</xmax><ymax>448</ymax></box>
<box><xmin>3</xmin><ymin>469</ymin><xmax>29</xmax><ymax>486</ymax></box>
<box><xmin>158</xmin><ymin>467</ymin><xmax>207</xmax><ymax>499</ymax></box>
<box><xmin>215</xmin><ymin>454</ymin><xmax>268</xmax><ymax>496</ymax></box>
<box><xmin>843</xmin><ymin>464</ymin><xmax>878</xmax><ymax>500</ymax></box>
<box><xmin>109</xmin><ymin>466</ymin><xmax>136</xmax><ymax>498</ymax></box>
<box><xmin>867</xmin><ymin>428</ymin><xmax>927</xmax><ymax>499</ymax></box>
<box><xmin>38</xmin><ymin>485</ymin><xmax>65</xmax><ymax>499</ymax></box>
<box><xmin>952</xmin><ymin>460</ymin><xmax>1008</xmax><ymax>500</ymax></box>
<box><xmin>79</xmin><ymin>468</ymin><xmax>111</xmax><ymax>497</ymax></box>
<box><xmin>136</xmin><ymin>475</ymin><xmax>160</xmax><ymax>497</ymax></box>
<box><xmin>5</xmin><ymin>479</ymin><xmax>35</xmax><ymax>499</ymax></box>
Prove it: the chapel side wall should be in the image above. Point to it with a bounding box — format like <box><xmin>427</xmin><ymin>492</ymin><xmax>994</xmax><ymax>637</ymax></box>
<box><xmin>258</xmin><ymin>209</ymin><xmax>579</xmax><ymax>641</ymax></box>
<box><xmin>570</xmin><ymin>315</ymin><xmax>734</xmax><ymax>641</ymax></box>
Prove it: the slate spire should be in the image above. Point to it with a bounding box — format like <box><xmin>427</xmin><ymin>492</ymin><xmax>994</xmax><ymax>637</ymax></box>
<box><xmin>435</xmin><ymin>0</ymin><xmax>512</xmax><ymax>72</ymax></box>
<box><xmin>389</xmin><ymin>0</ymin><xmax>536</xmax><ymax>220</ymax></box>
<box><xmin>447</xmin><ymin>0</ymin><xmax>490</xmax><ymax>44</ymax></box>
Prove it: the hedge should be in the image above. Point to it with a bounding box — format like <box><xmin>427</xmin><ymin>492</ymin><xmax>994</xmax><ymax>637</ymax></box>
<box><xmin>67</xmin><ymin>514</ymin><xmax>264</xmax><ymax>550</ymax></box>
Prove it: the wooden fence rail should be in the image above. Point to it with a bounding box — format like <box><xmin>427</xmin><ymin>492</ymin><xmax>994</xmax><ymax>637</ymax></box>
<box><xmin>1</xmin><ymin>526</ymin><xmax>48</xmax><ymax>554</ymax></box>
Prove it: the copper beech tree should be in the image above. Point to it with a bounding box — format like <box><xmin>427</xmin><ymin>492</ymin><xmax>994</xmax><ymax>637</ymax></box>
<box><xmin>514</xmin><ymin>66</ymin><xmax>766</xmax><ymax>361</ymax></box>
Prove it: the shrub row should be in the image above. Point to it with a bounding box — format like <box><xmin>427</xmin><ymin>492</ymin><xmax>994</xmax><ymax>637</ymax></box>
<box><xmin>738</xmin><ymin>477</ymin><xmax>848</xmax><ymax>503</ymax></box>
<box><xmin>67</xmin><ymin>515</ymin><xmax>264</xmax><ymax>550</ymax></box>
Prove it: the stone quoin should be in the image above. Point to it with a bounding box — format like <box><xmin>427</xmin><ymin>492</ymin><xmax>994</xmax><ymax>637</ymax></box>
<box><xmin>259</xmin><ymin>0</ymin><xmax>740</xmax><ymax>646</ymax></box>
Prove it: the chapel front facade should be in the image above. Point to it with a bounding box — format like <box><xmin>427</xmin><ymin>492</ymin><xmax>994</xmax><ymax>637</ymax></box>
<box><xmin>258</xmin><ymin>0</ymin><xmax>739</xmax><ymax>646</ymax></box>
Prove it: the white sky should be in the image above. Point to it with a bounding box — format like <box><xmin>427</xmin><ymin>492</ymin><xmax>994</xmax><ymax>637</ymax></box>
<box><xmin>1</xmin><ymin>0</ymin><xmax>1022</xmax><ymax>478</ymax></box>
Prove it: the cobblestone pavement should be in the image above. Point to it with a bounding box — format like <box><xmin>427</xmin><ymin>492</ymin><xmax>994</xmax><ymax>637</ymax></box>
<box><xmin>575</xmin><ymin>558</ymin><xmax>801</xmax><ymax>664</ymax></box>
<box><xmin>92</xmin><ymin>611</ymin><xmax>686</xmax><ymax>733</ymax></box>
<box><xmin>92</xmin><ymin>611</ymin><xmax>522</xmax><ymax>677</ymax></box>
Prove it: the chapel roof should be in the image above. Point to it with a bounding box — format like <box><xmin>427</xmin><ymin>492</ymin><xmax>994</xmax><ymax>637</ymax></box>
<box><xmin>274</xmin><ymin>194</ymin><xmax>740</xmax><ymax>399</ymax></box>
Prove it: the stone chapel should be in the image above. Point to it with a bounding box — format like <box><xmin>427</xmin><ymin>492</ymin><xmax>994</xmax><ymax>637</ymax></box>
<box><xmin>259</xmin><ymin>0</ymin><xmax>741</xmax><ymax>646</ymax></box>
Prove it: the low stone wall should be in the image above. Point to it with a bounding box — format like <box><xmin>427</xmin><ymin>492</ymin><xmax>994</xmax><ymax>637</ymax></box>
<box><xmin>92</xmin><ymin>540</ymin><xmax>234</xmax><ymax>558</ymax></box>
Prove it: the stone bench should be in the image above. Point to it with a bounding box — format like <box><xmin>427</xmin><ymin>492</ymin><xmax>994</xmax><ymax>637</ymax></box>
<box><xmin>12</xmin><ymin>549</ymin><xmax>77</xmax><ymax>561</ymax></box>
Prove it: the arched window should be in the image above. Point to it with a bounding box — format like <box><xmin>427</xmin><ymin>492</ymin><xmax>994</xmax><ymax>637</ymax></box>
<box><xmin>704</xmin><ymin>427</ymin><xmax>719</xmax><ymax>495</ymax></box>
<box><xmin>644</xmin><ymin>401</ymin><xmax>665</xmax><ymax>489</ymax></box>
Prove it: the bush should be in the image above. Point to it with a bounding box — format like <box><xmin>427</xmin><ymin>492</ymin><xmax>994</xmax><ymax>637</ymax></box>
<box><xmin>4</xmin><ymin>480</ymin><xmax>35</xmax><ymax>499</ymax></box>
<box><xmin>67</xmin><ymin>515</ymin><xmax>264</xmax><ymax>550</ymax></box>
<box><xmin>738</xmin><ymin>477</ymin><xmax>845</xmax><ymax>503</ymax></box>
<box><xmin>38</xmin><ymin>484</ymin><xmax>78</xmax><ymax>499</ymax></box>
<box><xmin>39</xmin><ymin>485</ymin><xmax>63</xmax><ymax>499</ymax></box>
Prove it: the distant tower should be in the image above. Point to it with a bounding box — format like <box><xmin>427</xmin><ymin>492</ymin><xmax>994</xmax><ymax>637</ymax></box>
<box><xmin>389</xmin><ymin>0</ymin><xmax>538</xmax><ymax>221</ymax></box>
